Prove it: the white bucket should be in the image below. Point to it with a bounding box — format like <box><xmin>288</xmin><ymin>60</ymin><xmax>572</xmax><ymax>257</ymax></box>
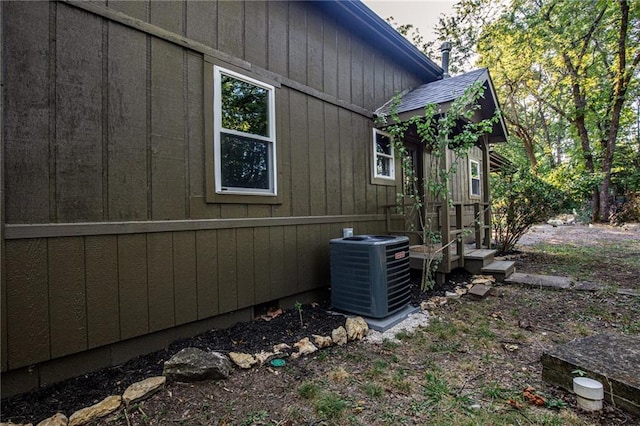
<box><xmin>343</xmin><ymin>228</ymin><xmax>353</xmax><ymax>238</ymax></box>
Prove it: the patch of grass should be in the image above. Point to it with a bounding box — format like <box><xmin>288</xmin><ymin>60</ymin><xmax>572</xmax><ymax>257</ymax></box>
<box><xmin>428</xmin><ymin>341</ymin><xmax>461</xmax><ymax>353</ymax></box>
<box><xmin>361</xmin><ymin>382</ymin><xmax>383</xmax><ymax>398</ymax></box>
<box><xmin>532</xmin><ymin>241</ymin><xmax>640</xmax><ymax>285</ymax></box>
<box><xmin>423</xmin><ymin>371</ymin><xmax>451</xmax><ymax>403</ymax></box>
<box><xmin>313</xmin><ymin>392</ymin><xmax>349</xmax><ymax>420</ymax></box>
<box><xmin>366</xmin><ymin>359</ymin><xmax>389</xmax><ymax>378</ymax></box>
<box><xmin>482</xmin><ymin>382</ymin><xmax>510</xmax><ymax>400</ymax></box>
<box><xmin>298</xmin><ymin>381</ymin><xmax>321</xmax><ymax>399</ymax></box>
<box><xmin>382</xmin><ymin>338</ymin><xmax>400</xmax><ymax>349</ymax></box>
<box><xmin>391</xmin><ymin>368</ymin><xmax>412</xmax><ymax>393</ymax></box>
<box><xmin>427</xmin><ymin>317</ymin><xmax>457</xmax><ymax>340</ymax></box>
<box><xmin>241</xmin><ymin>410</ymin><xmax>268</xmax><ymax>426</ymax></box>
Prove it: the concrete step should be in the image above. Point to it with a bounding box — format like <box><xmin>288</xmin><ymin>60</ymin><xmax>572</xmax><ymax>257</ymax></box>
<box><xmin>481</xmin><ymin>260</ymin><xmax>516</xmax><ymax>282</ymax></box>
<box><xmin>464</xmin><ymin>249</ymin><xmax>497</xmax><ymax>274</ymax></box>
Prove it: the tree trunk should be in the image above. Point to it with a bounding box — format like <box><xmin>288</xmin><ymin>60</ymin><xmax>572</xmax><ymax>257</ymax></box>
<box><xmin>598</xmin><ymin>0</ymin><xmax>636</xmax><ymax>222</ymax></box>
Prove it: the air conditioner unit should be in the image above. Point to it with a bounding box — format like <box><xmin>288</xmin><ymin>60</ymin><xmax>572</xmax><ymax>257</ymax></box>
<box><xmin>330</xmin><ymin>235</ymin><xmax>411</xmax><ymax>318</ymax></box>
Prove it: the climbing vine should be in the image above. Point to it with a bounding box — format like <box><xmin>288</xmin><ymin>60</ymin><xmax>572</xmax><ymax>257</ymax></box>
<box><xmin>377</xmin><ymin>82</ymin><xmax>500</xmax><ymax>290</ymax></box>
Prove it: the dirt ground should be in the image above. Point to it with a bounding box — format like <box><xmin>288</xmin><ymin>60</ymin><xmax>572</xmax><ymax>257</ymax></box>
<box><xmin>1</xmin><ymin>224</ymin><xmax>639</xmax><ymax>425</ymax></box>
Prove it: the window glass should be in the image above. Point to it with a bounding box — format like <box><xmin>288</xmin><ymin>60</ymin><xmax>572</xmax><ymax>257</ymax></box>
<box><xmin>470</xmin><ymin>160</ymin><xmax>481</xmax><ymax>196</ymax></box>
<box><xmin>214</xmin><ymin>66</ymin><xmax>276</xmax><ymax>195</ymax></box>
<box><xmin>220</xmin><ymin>133</ymin><xmax>269</xmax><ymax>189</ymax></box>
<box><xmin>221</xmin><ymin>75</ymin><xmax>269</xmax><ymax>137</ymax></box>
<box><xmin>373</xmin><ymin>129</ymin><xmax>394</xmax><ymax>180</ymax></box>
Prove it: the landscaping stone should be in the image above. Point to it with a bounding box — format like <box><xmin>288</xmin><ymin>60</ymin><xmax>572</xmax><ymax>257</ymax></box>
<box><xmin>36</xmin><ymin>413</ymin><xmax>67</xmax><ymax>426</ymax></box>
<box><xmin>272</xmin><ymin>343</ymin><xmax>291</xmax><ymax>354</ymax></box>
<box><xmin>122</xmin><ymin>376</ymin><xmax>166</xmax><ymax>406</ymax></box>
<box><xmin>1</xmin><ymin>422</ymin><xmax>33</xmax><ymax>426</ymax></box>
<box><xmin>290</xmin><ymin>337</ymin><xmax>318</xmax><ymax>359</ymax></box>
<box><xmin>312</xmin><ymin>334</ymin><xmax>333</xmax><ymax>348</ymax></box>
<box><xmin>331</xmin><ymin>326</ymin><xmax>347</xmax><ymax>345</ymax></box>
<box><xmin>163</xmin><ymin>348</ymin><xmax>232</xmax><ymax>382</ymax></box>
<box><xmin>228</xmin><ymin>352</ymin><xmax>258</xmax><ymax>369</ymax></box>
<box><xmin>68</xmin><ymin>395</ymin><xmax>121</xmax><ymax>426</ymax></box>
<box><xmin>345</xmin><ymin>317</ymin><xmax>368</xmax><ymax>340</ymax></box>
<box><xmin>254</xmin><ymin>350</ymin><xmax>277</xmax><ymax>364</ymax></box>
<box><xmin>468</xmin><ymin>283</ymin><xmax>491</xmax><ymax>298</ymax></box>
<box><xmin>505</xmin><ymin>272</ymin><xmax>572</xmax><ymax>290</ymax></box>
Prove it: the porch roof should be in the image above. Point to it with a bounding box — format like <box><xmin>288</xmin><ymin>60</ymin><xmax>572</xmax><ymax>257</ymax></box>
<box><xmin>375</xmin><ymin>68</ymin><xmax>509</xmax><ymax>143</ymax></box>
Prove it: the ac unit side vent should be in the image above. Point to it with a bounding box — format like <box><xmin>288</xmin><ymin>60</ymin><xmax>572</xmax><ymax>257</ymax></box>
<box><xmin>330</xmin><ymin>235</ymin><xmax>411</xmax><ymax>318</ymax></box>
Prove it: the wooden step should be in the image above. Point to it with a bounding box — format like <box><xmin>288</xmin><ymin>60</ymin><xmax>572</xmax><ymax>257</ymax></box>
<box><xmin>464</xmin><ymin>249</ymin><xmax>497</xmax><ymax>274</ymax></box>
<box><xmin>481</xmin><ymin>260</ymin><xmax>515</xmax><ymax>282</ymax></box>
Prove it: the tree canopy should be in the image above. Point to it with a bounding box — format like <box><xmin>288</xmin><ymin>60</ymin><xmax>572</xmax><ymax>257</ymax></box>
<box><xmin>395</xmin><ymin>0</ymin><xmax>640</xmax><ymax>222</ymax></box>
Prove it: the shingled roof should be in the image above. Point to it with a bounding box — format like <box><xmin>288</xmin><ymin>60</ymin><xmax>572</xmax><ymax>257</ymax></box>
<box><xmin>376</xmin><ymin>68</ymin><xmax>488</xmax><ymax>116</ymax></box>
<box><xmin>375</xmin><ymin>68</ymin><xmax>508</xmax><ymax>143</ymax></box>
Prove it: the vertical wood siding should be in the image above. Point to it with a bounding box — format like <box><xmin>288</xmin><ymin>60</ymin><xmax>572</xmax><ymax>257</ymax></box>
<box><xmin>2</xmin><ymin>0</ymin><xmax>429</xmax><ymax>372</ymax></box>
<box><xmin>5</xmin><ymin>1</ymin><xmax>422</xmax><ymax>225</ymax></box>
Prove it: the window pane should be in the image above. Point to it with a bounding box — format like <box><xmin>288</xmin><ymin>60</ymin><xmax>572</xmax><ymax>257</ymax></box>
<box><xmin>221</xmin><ymin>75</ymin><xmax>269</xmax><ymax>136</ymax></box>
<box><xmin>470</xmin><ymin>161</ymin><xmax>480</xmax><ymax>178</ymax></box>
<box><xmin>375</xmin><ymin>133</ymin><xmax>392</xmax><ymax>155</ymax></box>
<box><xmin>377</xmin><ymin>157</ymin><xmax>391</xmax><ymax>177</ymax></box>
<box><xmin>472</xmin><ymin>178</ymin><xmax>480</xmax><ymax>196</ymax></box>
<box><xmin>221</xmin><ymin>132</ymin><xmax>269</xmax><ymax>189</ymax></box>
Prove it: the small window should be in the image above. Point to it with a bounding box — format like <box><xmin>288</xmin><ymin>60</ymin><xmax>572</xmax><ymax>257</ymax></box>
<box><xmin>214</xmin><ymin>66</ymin><xmax>276</xmax><ymax>195</ymax></box>
<box><xmin>373</xmin><ymin>129</ymin><xmax>395</xmax><ymax>181</ymax></box>
<box><xmin>470</xmin><ymin>159</ymin><xmax>481</xmax><ymax>197</ymax></box>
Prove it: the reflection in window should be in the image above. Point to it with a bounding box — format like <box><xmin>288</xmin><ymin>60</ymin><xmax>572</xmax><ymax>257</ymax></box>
<box><xmin>221</xmin><ymin>75</ymin><xmax>268</xmax><ymax>136</ymax></box>
<box><xmin>373</xmin><ymin>129</ymin><xmax>395</xmax><ymax>180</ymax></box>
<box><xmin>470</xmin><ymin>159</ymin><xmax>481</xmax><ymax>197</ymax></box>
<box><xmin>214</xmin><ymin>66</ymin><xmax>276</xmax><ymax>195</ymax></box>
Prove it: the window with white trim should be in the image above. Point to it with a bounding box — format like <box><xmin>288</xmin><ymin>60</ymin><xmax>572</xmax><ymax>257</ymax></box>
<box><xmin>373</xmin><ymin>128</ymin><xmax>395</xmax><ymax>181</ymax></box>
<box><xmin>214</xmin><ymin>66</ymin><xmax>277</xmax><ymax>195</ymax></box>
<box><xmin>469</xmin><ymin>159</ymin><xmax>481</xmax><ymax>197</ymax></box>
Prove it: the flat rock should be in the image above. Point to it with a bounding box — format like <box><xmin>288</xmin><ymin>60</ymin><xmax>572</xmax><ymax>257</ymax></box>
<box><xmin>68</xmin><ymin>395</ymin><xmax>121</xmax><ymax>426</ymax></box>
<box><xmin>541</xmin><ymin>333</ymin><xmax>640</xmax><ymax>415</ymax></box>
<box><xmin>468</xmin><ymin>283</ymin><xmax>491</xmax><ymax>298</ymax></box>
<box><xmin>505</xmin><ymin>272</ymin><xmax>571</xmax><ymax>290</ymax></box>
<box><xmin>228</xmin><ymin>352</ymin><xmax>258</xmax><ymax>369</ymax></box>
<box><xmin>254</xmin><ymin>350</ymin><xmax>277</xmax><ymax>364</ymax></box>
<box><xmin>36</xmin><ymin>413</ymin><xmax>68</xmax><ymax>426</ymax></box>
<box><xmin>617</xmin><ymin>288</ymin><xmax>640</xmax><ymax>297</ymax></box>
<box><xmin>163</xmin><ymin>348</ymin><xmax>232</xmax><ymax>382</ymax></box>
<box><xmin>122</xmin><ymin>376</ymin><xmax>166</xmax><ymax>406</ymax></box>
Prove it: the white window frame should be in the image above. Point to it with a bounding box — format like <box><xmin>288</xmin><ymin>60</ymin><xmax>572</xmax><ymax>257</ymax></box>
<box><xmin>372</xmin><ymin>128</ymin><xmax>395</xmax><ymax>181</ymax></box>
<box><xmin>213</xmin><ymin>65</ymin><xmax>277</xmax><ymax>196</ymax></box>
<box><xmin>469</xmin><ymin>159</ymin><xmax>481</xmax><ymax>197</ymax></box>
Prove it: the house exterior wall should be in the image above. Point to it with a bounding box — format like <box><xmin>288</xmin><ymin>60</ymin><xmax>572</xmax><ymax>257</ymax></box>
<box><xmin>1</xmin><ymin>0</ymin><xmax>431</xmax><ymax>395</ymax></box>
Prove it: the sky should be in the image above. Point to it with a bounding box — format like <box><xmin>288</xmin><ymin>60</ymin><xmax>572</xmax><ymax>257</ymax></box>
<box><xmin>363</xmin><ymin>0</ymin><xmax>457</xmax><ymax>45</ymax></box>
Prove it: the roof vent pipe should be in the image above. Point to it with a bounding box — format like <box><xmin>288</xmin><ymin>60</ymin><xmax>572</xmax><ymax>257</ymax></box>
<box><xmin>440</xmin><ymin>41</ymin><xmax>452</xmax><ymax>78</ymax></box>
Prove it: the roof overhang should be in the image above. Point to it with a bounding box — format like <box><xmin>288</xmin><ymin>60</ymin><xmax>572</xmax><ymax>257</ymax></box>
<box><xmin>312</xmin><ymin>1</ymin><xmax>442</xmax><ymax>82</ymax></box>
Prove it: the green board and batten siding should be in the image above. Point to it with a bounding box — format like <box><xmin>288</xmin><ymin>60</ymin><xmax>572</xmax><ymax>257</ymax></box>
<box><xmin>1</xmin><ymin>0</ymin><xmax>422</xmax><ymax>388</ymax></box>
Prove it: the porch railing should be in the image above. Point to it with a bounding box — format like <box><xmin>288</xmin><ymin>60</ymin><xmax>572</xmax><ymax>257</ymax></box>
<box><xmin>385</xmin><ymin>201</ymin><xmax>492</xmax><ymax>273</ymax></box>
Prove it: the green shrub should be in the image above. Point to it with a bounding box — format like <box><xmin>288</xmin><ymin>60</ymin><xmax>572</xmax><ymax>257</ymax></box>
<box><xmin>491</xmin><ymin>167</ymin><xmax>569</xmax><ymax>252</ymax></box>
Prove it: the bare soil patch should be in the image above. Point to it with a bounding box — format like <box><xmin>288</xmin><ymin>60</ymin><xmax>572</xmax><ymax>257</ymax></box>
<box><xmin>2</xmin><ymin>224</ymin><xmax>639</xmax><ymax>425</ymax></box>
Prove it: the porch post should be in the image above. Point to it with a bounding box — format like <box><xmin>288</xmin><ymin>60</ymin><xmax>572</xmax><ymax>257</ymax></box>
<box><xmin>482</xmin><ymin>136</ymin><xmax>492</xmax><ymax>248</ymax></box>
